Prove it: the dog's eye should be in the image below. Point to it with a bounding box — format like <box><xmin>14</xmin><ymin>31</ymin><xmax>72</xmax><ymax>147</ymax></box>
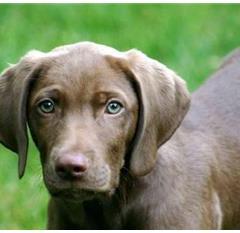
<box><xmin>106</xmin><ymin>101</ymin><xmax>123</xmax><ymax>114</ymax></box>
<box><xmin>38</xmin><ymin>99</ymin><xmax>55</xmax><ymax>114</ymax></box>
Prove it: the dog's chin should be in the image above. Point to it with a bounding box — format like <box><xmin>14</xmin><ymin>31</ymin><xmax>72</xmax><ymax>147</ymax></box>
<box><xmin>46</xmin><ymin>185</ymin><xmax>116</xmax><ymax>203</ymax></box>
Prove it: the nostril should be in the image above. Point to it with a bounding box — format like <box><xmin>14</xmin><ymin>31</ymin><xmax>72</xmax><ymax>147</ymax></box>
<box><xmin>73</xmin><ymin>166</ymin><xmax>81</xmax><ymax>173</ymax></box>
<box><xmin>73</xmin><ymin>164</ymin><xmax>87</xmax><ymax>173</ymax></box>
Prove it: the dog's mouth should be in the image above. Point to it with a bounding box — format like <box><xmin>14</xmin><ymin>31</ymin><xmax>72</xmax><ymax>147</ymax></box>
<box><xmin>43</xmin><ymin>173</ymin><xmax>115</xmax><ymax>202</ymax></box>
<box><xmin>42</xmin><ymin>163</ymin><xmax>118</xmax><ymax>202</ymax></box>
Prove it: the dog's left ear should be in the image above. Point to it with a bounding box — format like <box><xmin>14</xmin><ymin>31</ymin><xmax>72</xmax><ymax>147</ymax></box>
<box><xmin>106</xmin><ymin>49</ymin><xmax>190</xmax><ymax>176</ymax></box>
<box><xmin>0</xmin><ymin>51</ymin><xmax>45</xmax><ymax>178</ymax></box>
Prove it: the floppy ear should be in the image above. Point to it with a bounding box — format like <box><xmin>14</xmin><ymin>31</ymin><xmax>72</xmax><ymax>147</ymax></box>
<box><xmin>106</xmin><ymin>49</ymin><xmax>190</xmax><ymax>176</ymax></box>
<box><xmin>0</xmin><ymin>51</ymin><xmax>45</xmax><ymax>178</ymax></box>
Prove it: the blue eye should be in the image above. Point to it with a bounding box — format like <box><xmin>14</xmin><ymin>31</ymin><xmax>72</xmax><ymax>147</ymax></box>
<box><xmin>106</xmin><ymin>101</ymin><xmax>123</xmax><ymax>114</ymax></box>
<box><xmin>38</xmin><ymin>99</ymin><xmax>55</xmax><ymax>114</ymax></box>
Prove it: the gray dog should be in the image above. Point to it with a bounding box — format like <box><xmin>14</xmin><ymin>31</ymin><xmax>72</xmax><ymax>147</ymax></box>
<box><xmin>0</xmin><ymin>42</ymin><xmax>240</xmax><ymax>229</ymax></box>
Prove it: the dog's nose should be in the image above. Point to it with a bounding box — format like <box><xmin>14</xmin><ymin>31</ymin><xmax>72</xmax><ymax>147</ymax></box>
<box><xmin>55</xmin><ymin>154</ymin><xmax>89</xmax><ymax>180</ymax></box>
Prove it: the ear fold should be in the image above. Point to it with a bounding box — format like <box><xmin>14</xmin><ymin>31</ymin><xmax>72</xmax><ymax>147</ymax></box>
<box><xmin>0</xmin><ymin>51</ymin><xmax>44</xmax><ymax>178</ymax></box>
<box><xmin>106</xmin><ymin>49</ymin><xmax>190</xmax><ymax>177</ymax></box>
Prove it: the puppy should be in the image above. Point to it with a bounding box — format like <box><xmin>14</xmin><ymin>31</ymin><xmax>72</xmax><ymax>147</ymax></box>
<box><xmin>1</xmin><ymin>42</ymin><xmax>240</xmax><ymax>229</ymax></box>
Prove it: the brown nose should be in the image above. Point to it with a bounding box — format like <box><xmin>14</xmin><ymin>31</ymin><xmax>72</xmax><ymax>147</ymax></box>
<box><xmin>55</xmin><ymin>154</ymin><xmax>89</xmax><ymax>180</ymax></box>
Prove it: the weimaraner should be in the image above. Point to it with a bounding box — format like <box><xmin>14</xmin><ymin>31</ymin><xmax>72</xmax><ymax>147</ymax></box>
<box><xmin>0</xmin><ymin>42</ymin><xmax>240</xmax><ymax>229</ymax></box>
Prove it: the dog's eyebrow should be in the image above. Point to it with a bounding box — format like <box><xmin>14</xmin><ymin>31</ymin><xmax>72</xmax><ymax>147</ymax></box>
<box><xmin>93</xmin><ymin>90</ymin><xmax>129</xmax><ymax>105</ymax></box>
<box><xmin>31</xmin><ymin>86</ymin><xmax>63</xmax><ymax>104</ymax></box>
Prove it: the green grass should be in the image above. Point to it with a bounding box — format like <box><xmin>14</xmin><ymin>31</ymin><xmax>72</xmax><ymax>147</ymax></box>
<box><xmin>0</xmin><ymin>4</ymin><xmax>240</xmax><ymax>229</ymax></box>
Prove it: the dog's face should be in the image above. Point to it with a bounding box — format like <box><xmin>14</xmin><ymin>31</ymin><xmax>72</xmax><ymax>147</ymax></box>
<box><xmin>28</xmin><ymin>51</ymin><xmax>138</xmax><ymax>199</ymax></box>
<box><xmin>0</xmin><ymin>42</ymin><xmax>190</xmax><ymax>202</ymax></box>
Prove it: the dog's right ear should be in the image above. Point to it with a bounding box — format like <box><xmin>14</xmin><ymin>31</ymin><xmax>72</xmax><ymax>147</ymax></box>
<box><xmin>0</xmin><ymin>51</ymin><xmax>45</xmax><ymax>178</ymax></box>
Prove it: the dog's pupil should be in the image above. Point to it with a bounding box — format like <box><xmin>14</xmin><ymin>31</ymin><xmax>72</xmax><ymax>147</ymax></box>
<box><xmin>44</xmin><ymin>102</ymin><xmax>52</xmax><ymax>109</ymax></box>
<box><xmin>108</xmin><ymin>102</ymin><xmax>121</xmax><ymax>114</ymax></box>
<box><xmin>111</xmin><ymin>103</ymin><xmax>117</xmax><ymax>109</ymax></box>
<box><xmin>41</xmin><ymin>100</ymin><xmax>54</xmax><ymax>113</ymax></box>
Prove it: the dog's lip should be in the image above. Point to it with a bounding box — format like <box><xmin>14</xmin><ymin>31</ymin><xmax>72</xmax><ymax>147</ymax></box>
<box><xmin>44</xmin><ymin>174</ymin><xmax>112</xmax><ymax>192</ymax></box>
<box><xmin>45</xmin><ymin>178</ymin><xmax>114</xmax><ymax>198</ymax></box>
<box><xmin>46</xmin><ymin>179</ymin><xmax>111</xmax><ymax>192</ymax></box>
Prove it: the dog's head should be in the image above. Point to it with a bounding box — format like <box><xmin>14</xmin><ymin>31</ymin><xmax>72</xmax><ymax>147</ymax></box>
<box><xmin>0</xmin><ymin>42</ymin><xmax>190</xmax><ymax>201</ymax></box>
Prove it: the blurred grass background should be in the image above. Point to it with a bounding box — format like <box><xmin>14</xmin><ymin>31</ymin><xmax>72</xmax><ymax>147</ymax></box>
<box><xmin>0</xmin><ymin>4</ymin><xmax>240</xmax><ymax>229</ymax></box>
